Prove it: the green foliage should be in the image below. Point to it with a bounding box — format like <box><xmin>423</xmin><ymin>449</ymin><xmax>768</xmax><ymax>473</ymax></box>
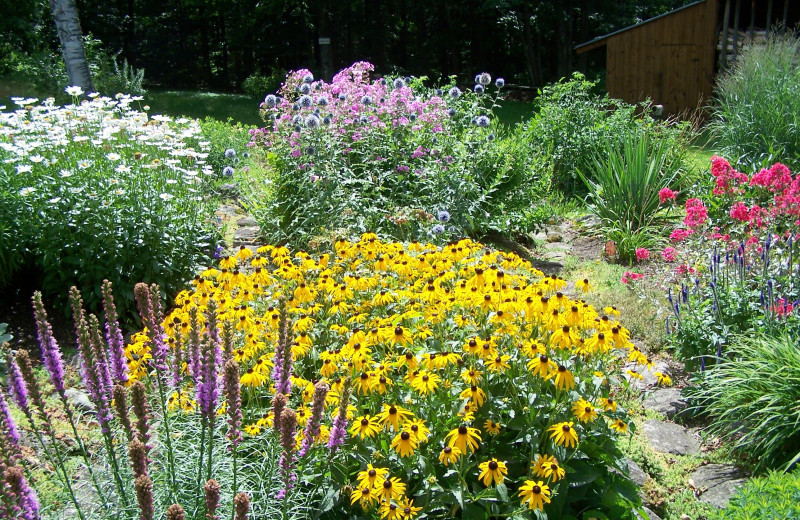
<box><xmin>0</xmin><ymin>96</ymin><xmax>221</xmax><ymax>322</ymax></box>
<box><xmin>710</xmin><ymin>33</ymin><xmax>800</xmax><ymax>171</ymax></box>
<box><xmin>198</xmin><ymin>118</ymin><xmax>256</xmax><ymax>187</ymax></box>
<box><xmin>521</xmin><ymin>73</ymin><xmax>690</xmax><ymax>197</ymax></box>
<box><xmin>709</xmin><ymin>470</ymin><xmax>800</xmax><ymax>520</ymax></box>
<box><xmin>241</xmin><ymin>69</ymin><xmax>285</xmax><ymax>98</ymax></box>
<box><xmin>685</xmin><ymin>334</ymin><xmax>800</xmax><ymax>472</ymax></box>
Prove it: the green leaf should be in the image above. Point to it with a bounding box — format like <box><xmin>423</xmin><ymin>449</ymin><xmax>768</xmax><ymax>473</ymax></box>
<box><xmin>496</xmin><ymin>483</ymin><xmax>509</xmax><ymax>502</ymax></box>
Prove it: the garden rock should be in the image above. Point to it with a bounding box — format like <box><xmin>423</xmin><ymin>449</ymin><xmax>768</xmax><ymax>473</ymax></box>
<box><xmin>542</xmin><ymin>242</ymin><xmax>572</xmax><ymax>251</ymax></box>
<box><xmin>546</xmin><ymin>232</ymin><xmax>563</xmax><ymax>243</ymax></box>
<box><xmin>233</xmin><ymin>227</ymin><xmax>260</xmax><ymax>247</ymax></box>
<box><xmin>643</xmin><ymin>387</ymin><xmax>687</xmax><ymax>418</ymax></box>
<box><xmin>216</xmin><ymin>204</ymin><xmax>239</xmax><ymax>217</ymax></box>
<box><xmin>643</xmin><ymin>419</ymin><xmax>700</xmax><ymax>456</ymax></box>
<box><xmin>635</xmin><ymin>506</ymin><xmax>662</xmax><ymax>520</ymax></box>
<box><xmin>237</xmin><ymin>216</ymin><xmax>258</xmax><ymax>227</ymax></box>
<box><xmin>624</xmin><ymin>457</ymin><xmax>649</xmax><ymax>486</ymax></box>
<box><xmin>65</xmin><ymin>388</ymin><xmax>95</xmax><ymax>412</ymax></box>
<box><xmin>689</xmin><ymin>464</ymin><xmax>747</xmax><ymax>508</ymax></box>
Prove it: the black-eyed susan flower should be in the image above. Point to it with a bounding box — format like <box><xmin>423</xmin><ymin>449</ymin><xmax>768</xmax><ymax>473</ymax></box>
<box><xmin>486</xmin><ymin>355</ymin><xmax>511</xmax><ymax>373</ymax></box>
<box><xmin>396</xmin><ymin>497</ymin><xmax>422</xmax><ymax>519</ymax></box>
<box><xmin>575</xmin><ymin>278</ymin><xmax>593</xmax><ymax>293</ymax></box>
<box><xmin>598</xmin><ymin>397</ymin><xmax>617</xmax><ymax>412</ymax></box>
<box><xmin>350</xmin><ymin>414</ymin><xmax>381</xmax><ymax>439</ymax></box>
<box><xmin>377</xmin><ymin>404</ymin><xmax>413</xmax><ymax>432</ymax></box>
<box><xmin>378</xmin><ymin>476</ymin><xmax>406</xmax><ymax>501</ymax></box>
<box><xmin>533</xmin><ymin>454</ymin><xmax>564</xmax><ymax>481</ymax></box>
<box><xmin>390</xmin><ymin>430</ymin><xmax>418</xmax><ymax>458</ymax></box>
<box><xmin>572</xmin><ymin>398</ymin><xmax>598</xmax><ymax>423</ymax></box>
<box><xmin>549</xmin><ymin>364</ymin><xmax>576</xmax><ymax>391</ymax></box>
<box><xmin>378</xmin><ymin>501</ymin><xmax>400</xmax><ymax>520</ymax></box>
<box><xmin>519</xmin><ymin>480</ymin><xmax>551</xmax><ymax>511</ymax></box>
<box><xmin>409</xmin><ymin>370</ymin><xmax>440</xmax><ymax>395</ymax></box>
<box><xmin>406</xmin><ymin>418</ymin><xmax>430</xmax><ymax>442</ymax></box>
<box><xmin>528</xmin><ymin>354</ymin><xmax>556</xmax><ymax>379</ymax></box>
<box><xmin>609</xmin><ymin>419</ymin><xmax>628</xmax><ymax>433</ymax></box>
<box><xmin>460</xmin><ymin>367</ymin><xmax>483</xmax><ymax>385</ymax></box>
<box><xmin>483</xmin><ymin>419</ymin><xmax>501</xmax><ymax>435</ymax></box>
<box><xmin>459</xmin><ymin>385</ymin><xmax>487</xmax><ymax>407</ymax></box>
<box><xmin>445</xmin><ymin>425</ymin><xmax>481</xmax><ymax>454</ymax></box>
<box><xmin>550</xmin><ymin>325</ymin><xmax>578</xmax><ymax>348</ymax></box>
<box><xmin>548</xmin><ymin>421</ymin><xmax>579</xmax><ymax>448</ymax></box>
<box><xmin>478</xmin><ymin>458</ymin><xmax>508</xmax><ymax>486</ymax></box>
<box><xmin>655</xmin><ymin>372</ymin><xmax>672</xmax><ymax>386</ymax></box>
<box><xmin>438</xmin><ymin>445</ymin><xmax>461</xmax><ymax>465</ymax></box>
<box><xmin>350</xmin><ymin>484</ymin><xmax>378</xmax><ymax>508</ymax></box>
<box><xmin>357</xmin><ymin>464</ymin><xmax>389</xmax><ymax>488</ymax></box>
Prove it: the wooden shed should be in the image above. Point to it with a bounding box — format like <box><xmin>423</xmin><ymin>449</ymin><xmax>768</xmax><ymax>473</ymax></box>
<box><xmin>576</xmin><ymin>0</ymin><xmax>799</xmax><ymax>116</ymax></box>
<box><xmin>575</xmin><ymin>0</ymin><xmax>719</xmax><ymax>116</ymax></box>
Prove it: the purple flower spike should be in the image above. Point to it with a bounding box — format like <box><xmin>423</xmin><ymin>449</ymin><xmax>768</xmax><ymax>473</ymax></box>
<box><xmin>6</xmin><ymin>356</ymin><xmax>29</xmax><ymax>412</ymax></box>
<box><xmin>298</xmin><ymin>381</ymin><xmax>329</xmax><ymax>457</ymax></box>
<box><xmin>1</xmin><ymin>388</ymin><xmax>21</xmax><ymax>447</ymax></box>
<box><xmin>33</xmin><ymin>291</ymin><xmax>66</xmax><ymax>398</ymax></box>
<box><xmin>4</xmin><ymin>466</ymin><xmax>40</xmax><ymax>520</ymax></box>
<box><xmin>102</xmin><ymin>280</ymin><xmax>128</xmax><ymax>383</ymax></box>
<box><xmin>224</xmin><ymin>359</ymin><xmax>243</xmax><ymax>448</ymax></box>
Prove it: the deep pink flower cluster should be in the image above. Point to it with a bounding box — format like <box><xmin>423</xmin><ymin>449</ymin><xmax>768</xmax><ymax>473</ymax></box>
<box><xmin>658</xmin><ymin>187</ymin><xmax>677</xmax><ymax>204</ymax></box>
<box><xmin>683</xmin><ymin>198</ymin><xmax>709</xmax><ymax>229</ymax></box>
<box><xmin>635</xmin><ymin>248</ymin><xmax>650</xmax><ymax>262</ymax></box>
<box><xmin>710</xmin><ymin>155</ymin><xmax>749</xmax><ymax>195</ymax></box>
<box><xmin>621</xmin><ymin>271</ymin><xmax>644</xmax><ymax>284</ymax></box>
<box><xmin>661</xmin><ymin>247</ymin><xmax>677</xmax><ymax>262</ymax></box>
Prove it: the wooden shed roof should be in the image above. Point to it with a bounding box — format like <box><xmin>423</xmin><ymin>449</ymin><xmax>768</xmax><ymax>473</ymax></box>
<box><xmin>575</xmin><ymin>0</ymin><xmax>708</xmax><ymax>53</ymax></box>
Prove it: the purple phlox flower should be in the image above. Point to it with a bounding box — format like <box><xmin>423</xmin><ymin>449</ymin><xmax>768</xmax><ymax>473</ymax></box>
<box><xmin>33</xmin><ymin>291</ymin><xmax>66</xmax><ymax>397</ymax></box>
<box><xmin>102</xmin><ymin>280</ymin><xmax>128</xmax><ymax>383</ymax></box>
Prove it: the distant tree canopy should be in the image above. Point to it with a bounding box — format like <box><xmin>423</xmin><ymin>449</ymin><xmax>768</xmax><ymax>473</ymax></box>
<box><xmin>2</xmin><ymin>0</ymin><xmax>691</xmax><ymax>91</ymax></box>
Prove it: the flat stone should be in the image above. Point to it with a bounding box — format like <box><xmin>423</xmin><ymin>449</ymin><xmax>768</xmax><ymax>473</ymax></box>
<box><xmin>65</xmin><ymin>388</ymin><xmax>95</xmax><ymax>412</ymax></box>
<box><xmin>635</xmin><ymin>507</ymin><xmax>662</xmax><ymax>520</ymax></box>
<box><xmin>216</xmin><ymin>204</ymin><xmax>239</xmax><ymax>217</ymax></box>
<box><xmin>532</xmin><ymin>231</ymin><xmax>548</xmax><ymax>241</ymax></box>
<box><xmin>643</xmin><ymin>419</ymin><xmax>700</xmax><ymax>456</ymax></box>
<box><xmin>643</xmin><ymin>387</ymin><xmax>687</xmax><ymax>419</ymax></box>
<box><xmin>542</xmin><ymin>242</ymin><xmax>573</xmax><ymax>251</ymax></box>
<box><xmin>689</xmin><ymin>464</ymin><xmax>747</xmax><ymax>508</ymax></box>
<box><xmin>542</xmin><ymin>251</ymin><xmax>568</xmax><ymax>263</ymax></box>
<box><xmin>233</xmin><ymin>226</ymin><xmax>260</xmax><ymax>246</ymax></box>
<box><xmin>546</xmin><ymin>232</ymin><xmax>563</xmax><ymax>243</ymax></box>
<box><xmin>624</xmin><ymin>457</ymin><xmax>648</xmax><ymax>486</ymax></box>
<box><xmin>237</xmin><ymin>216</ymin><xmax>258</xmax><ymax>227</ymax></box>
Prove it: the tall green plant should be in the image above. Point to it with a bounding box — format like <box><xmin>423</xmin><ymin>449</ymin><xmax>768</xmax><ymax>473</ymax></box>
<box><xmin>685</xmin><ymin>334</ymin><xmax>800</xmax><ymax>472</ymax></box>
<box><xmin>710</xmin><ymin>33</ymin><xmax>800</xmax><ymax>171</ymax></box>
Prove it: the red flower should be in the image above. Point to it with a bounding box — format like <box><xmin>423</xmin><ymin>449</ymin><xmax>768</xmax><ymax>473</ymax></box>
<box><xmin>659</xmin><ymin>187</ymin><xmax>677</xmax><ymax>204</ymax></box>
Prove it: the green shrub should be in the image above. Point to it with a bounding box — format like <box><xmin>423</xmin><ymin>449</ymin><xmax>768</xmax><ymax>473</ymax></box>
<box><xmin>710</xmin><ymin>33</ymin><xmax>800</xmax><ymax>171</ymax></box>
<box><xmin>199</xmin><ymin>118</ymin><xmax>256</xmax><ymax>187</ymax></box>
<box><xmin>241</xmin><ymin>69</ymin><xmax>285</xmax><ymax>97</ymax></box>
<box><xmin>709</xmin><ymin>470</ymin><xmax>800</xmax><ymax>520</ymax></box>
<box><xmin>685</xmin><ymin>334</ymin><xmax>800</xmax><ymax>472</ymax></box>
<box><xmin>0</xmin><ymin>95</ymin><xmax>221</xmax><ymax>322</ymax></box>
<box><xmin>521</xmin><ymin>73</ymin><xmax>691</xmax><ymax>197</ymax></box>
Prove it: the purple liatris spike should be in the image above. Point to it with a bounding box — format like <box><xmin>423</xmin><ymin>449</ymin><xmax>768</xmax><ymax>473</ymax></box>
<box><xmin>298</xmin><ymin>381</ymin><xmax>329</xmax><ymax>457</ymax></box>
<box><xmin>278</xmin><ymin>408</ymin><xmax>297</xmax><ymax>498</ymax></box>
<box><xmin>272</xmin><ymin>393</ymin><xmax>287</xmax><ymax>434</ymax></box>
<box><xmin>224</xmin><ymin>359</ymin><xmax>243</xmax><ymax>448</ymax></box>
<box><xmin>101</xmin><ymin>280</ymin><xmax>128</xmax><ymax>383</ymax></box>
<box><xmin>134</xmin><ymin>283</ymin><xmax>169</xmax><ymax>373</ymax></box>
<box><xmin>33</xmin><ymin>291</ymin><xmax>66</xmax><ymax>398</ymax></box>
<box><xmin>165</xmin><ymin>504</ymin><xmax>186</xmax><ymax>520</ymax></box>
<box><xmin>113</xmin><ymin>385</ymin><xmax>134</xmax><ymax>443</ymax></box>
<box><xmin>233</xmin><ymin>492</ymin><xmax>250</xmax><ymax>520</ymax></box>
<box><xmin>128</xmin><ymin>438</ymin><xmax>149</xmax><ymax>479</ymax></box>
<box><xmin>88</xmin><ymin>314</ymin><xmax>114</xmax><ymax>433</ymax></box>
<box><xmin>4</xmin><ymin>466</ymin><xmax>40</xmax><ymax>520</ymax></box>
<box><xmin>1</xmin><ymin>388</ymin><xmax>21</xmax><ymax>448</ymax></box>
<box><xmin>327</xmin><ymin>378</ymin><xmax>351</xmax><ymax>453</ymax></box>
<box><xmin>134</xmin><ymin>474</ymin><xmax>154</xmax><ymax>520</ymax></box>
<box><xmin>6</xmin><ymin>355</ymin><xmax>29</xmax><ymax>412</ymax></box>
<box><xmin>204</xmin><ymin>479</ymin><xmax>221</xmax><ymax>520</ymax></box>
<box><xmin>130</xmin><ymin>381</ymin><xmax>152</xmax><ymax>449</ymax></box>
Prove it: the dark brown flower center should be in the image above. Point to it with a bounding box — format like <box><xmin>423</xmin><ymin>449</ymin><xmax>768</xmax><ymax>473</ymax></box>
<box><xmin>488</xmin><ymin>461</ymin><xmax>498</xmax><ymax>470</ymax></box>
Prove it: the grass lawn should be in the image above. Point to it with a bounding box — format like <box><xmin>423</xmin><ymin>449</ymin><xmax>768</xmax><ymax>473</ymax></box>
<box><xmin>142</xmin><ymin>89</ymin><xmax>265</xmax><ymax>126</ymax></box>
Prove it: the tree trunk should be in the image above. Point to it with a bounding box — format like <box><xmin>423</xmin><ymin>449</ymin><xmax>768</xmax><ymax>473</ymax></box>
<box><xmin>50</xmin><ymin>0</ymin><xmax>94</xmax><ymax>93</ymax></box>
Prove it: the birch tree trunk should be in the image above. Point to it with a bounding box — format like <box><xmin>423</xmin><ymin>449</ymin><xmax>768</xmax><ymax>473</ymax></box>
<box><xmin>50</xmin><ymin>0</ymin><xmax>94</xmax><ymax>93</ymax></box>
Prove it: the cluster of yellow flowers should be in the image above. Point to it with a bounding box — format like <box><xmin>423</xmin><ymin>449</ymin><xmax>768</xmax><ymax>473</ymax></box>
<box><xmin>125</xmin><ymin>234</ymin><xmax>654</xmax><ymax>515</ymax></box>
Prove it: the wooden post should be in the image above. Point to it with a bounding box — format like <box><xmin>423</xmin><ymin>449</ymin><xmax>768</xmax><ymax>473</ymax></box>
<box><xmin>721</xmin><ymin>0</ymin><xmax>732</xmax><ymax>67</ymax></box>
<box><xmin>732</xmin><ymin>0</ymin><xmax>742</xmax><ymax>58</ymax></box>
<box><xmin>766</xmin><ymin>0</ymin><xmax>774</xmax><ymax>33</ymax></box>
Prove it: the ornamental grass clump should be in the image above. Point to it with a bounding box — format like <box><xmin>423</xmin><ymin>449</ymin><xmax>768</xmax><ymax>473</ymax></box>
<box><xmin>0</xmin><ymin>91</ymin><xmax>221</xmax><ymax>320</ymax></box>
<box><xmin>245</xmin><ymin>62</ymin><xmax>550</xmax><ymax>249</ymax></box>
<box><xmin>118</xmin><ymin>234</ymin><xmax>656</xmax><ymax>519</ymax></box>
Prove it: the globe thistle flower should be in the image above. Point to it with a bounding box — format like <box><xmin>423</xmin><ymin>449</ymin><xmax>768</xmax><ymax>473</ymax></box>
<box><xmin>495</xmin><ymin>77</ymin><xmax>505</xmax><ymax>88</ymax></box>
<box><xmin>432</xmin><ymin>224</ymin><xmax>445</xmax><ymax>235</ymax></box>
<box><xmin>474</xmin><ymin>84</ymin><xmax>485</xmax><ymax>95</ymax></box>
<box><xmin>487</xmin><ymin>133</ymin><xmax>496</xmax><ymax>141</ymax></box>
<box><xmin>475</xmin><ymin>115</ymin><xmax>490</xmax><ymax>128</ymax></box>
<box><xmin>437</xmin><ymin>210</ymin><xmax>451</xmax><ymax>223</ymax></box>
<box><xmin>475</xmin><ymin>72</ymin><xmax>492</xmax><ymax>86</ymax></box>
<box><xmin>359</xmin><ymin>115</ymin><xmax>369</xmax><ymax>125</ymax></box>
<box><xmin>263</xmin><ymin>94</ymin><xmax>278</xmax><ymax>107</ymax></box>
<box><xmin>298</xmin><ymin>83</ymin><xmax>311</xmax><ymax>95</ymax></box>
<box><xmin>448</xmin><ymin>86</ymin><xmax>461</xmax><ymax>99</ymax></box>
<box><xmin>302</xmin><ymin>73</ymin><xmax>314</xmax><ymax>83</ymax></box>
<box><xmin>291</xmin><ymin>103</ymin><xmax>300</xmax><ymax>112</ymax></box>
<box><xmin>298</xmin><ymin>95</ymin><xmax>313</xmax><ymax>108</ymax></box>
<box><xmin>322</xmin><ymin>116</ymin><xmax>332</xmax><ymax>125</ymax></box>
<box><xmin>224</xmin><ymin>148</ymin><xmax>236</xmax><ymax>158</ymax></box>
<box><xmin>305</xmin><ymin>114</ymin><xmax>320</xmax><ymax>129</ymax></box>
<box><xmin>361</xmin><ymin>95</ymin><xmax>373</xmax><ymax>105</ymax></box>
<box><xmin>338</xmin><ymin>93</ymin><xmax>346</xmax><ymax>101</ymax></box>
<box><xmin>291</xmin><ymin>115</ymin><xmax>303</xmax><ymax>126</ymax></box>
<box><xmin>393</xmin><ymin>78</ymin><xmax>406</xmax><ymax>89</ymax></box>
<box><xmin>316</xmin><ymin>95</ymin><xmax>329</xmax><ymax>106</ymax></box>
<box><xmin>222</xmin><ymin>166</ymin><xmax>234</xmax><ymax>177</ymax></box>
<box><xmin>447</xmin><ymin>108</ymin><xmax>456</xmax><ymax>117</ymax></box>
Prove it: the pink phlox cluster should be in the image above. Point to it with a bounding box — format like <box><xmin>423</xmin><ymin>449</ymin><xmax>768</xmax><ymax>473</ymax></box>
<box><xmin>710</xmin><ymin>155</ymin><xmax>749</xmax><ymax>195</ymax></box>
<box><xmin>683</xmin><ymin>198</ymin><xmax>708</xmax><ymax>229</ymax></box>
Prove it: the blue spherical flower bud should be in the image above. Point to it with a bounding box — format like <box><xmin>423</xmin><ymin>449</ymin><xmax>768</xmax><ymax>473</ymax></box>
<box><xmin>476</xmin><ymin>72</ymin><xmax>492</xmax><ymax>86</ymax></box>
<box><xmin>447</xmin><ymin>108</ymin><xmax>456</xmax><ymax>117</ymax></box>
<box><xmin>474</xmin><ymin>84</ymin><xmax>485</xmax><ymax>95</ymax></box>
<box><xmin>292</xmin><ymin>115</ymin><xmax>303</xmax><ymax>126</ymax></box>
<box><xmin>475</xmin><ymin>115</ymin><xmax>490</xmax><ymax>127</ymax></box>
<box><xmin>264</xmin><ymin>94</ymin><xmax>278</xmax><ymax>107</ymax></box>
<box><xmin>299</xmin><ymin>83</ymin><xmax>311</xmax><ymax>94</ymax></box>
<box><xmin>393</xmin><ymin>78</ymin><xmax>405</xmax><ymax>89</ymax></box>
<box><xmin>448</xmin><ymin>86</ymin><xmax>461</xmax><ymax>99</ymax></box>
<box><xmin>224</xmin><ymin>148</ymin><xmax>236</xmax><ymax>158</ymax></box>
<box><xmin>316</xmin><ymin>95</ymin><xmax>329</xmax><ymax>106</ymax></box>
<box><xmin>432</xmin><ymin>224</ymin><xmax>445</xmax><ymax>234</ymax></box>
<box><xmin>222</xmin><ymin>166</ymin><xmax>235</xmax><ymax>177</ymax></box>
<box><xmin>361</xmin><ymin>95</ymin><xmax>373</xmax><ymax>105</ymax></box>
<box><xmin>338</xmin><ymin>93</ymin><xmax>346</xmax><ymax>101</ymax></box>
<box><xmin>437</xmin><ymin>210</ymin><xmax>451</xmax><ymax>223</ymax></box>
<box><xmin>305</xmin><ymin>146</ymin><xmax>315</xmax><ymax>156</ymax></box>
<box><xmin>435</xmin><ymin>88</ymin><xmax>444</xmax><ymax>96</ymax></box>
<box><xmin>305</xmin><ymin>114</ymin><xmax>320</xmax><ymax>128</ymax></box>
<box><xmin>322</xmin><ymin>116</ymin><xmax>332</xmax><ymax>125</ymax></box>
<box><xmin>302</xmin><ymin>73</ymin><xmax>314</xmax><ymax>84</ymax></box>
<box><xmin>298</xmin><ymin>95</ymin><xmax>313</xmax><ymax>108</ymax></box>
<box><xmin>495</xmin><ymin>77</ymin><xmax>505</xmax><ymax>88</ymax></box>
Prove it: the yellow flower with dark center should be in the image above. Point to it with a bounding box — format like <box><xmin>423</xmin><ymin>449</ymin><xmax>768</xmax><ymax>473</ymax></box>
<box><xmin>483</xmin><ymin>419</ymin><xmax>501</xmax><ymax>435</ymax></box>
<box><xmin>378</xmin><ymin>501</ymin><xmax>400</xmax><ymax>520</ymax></box>
<box><xmin>374</xmin><ymin>374</ymin><xmax>393</xmax><ymax>394</ymax></box>
<box><xmin>406</xmin><ymin>418</ymin><xmax>430</xmax><ymax>442</ymax></box>
<box><xmin>378</xmin><ymin>476</ymin><xmax>406</xmax><ymax>501</ymax></box>
<box><xmin>518</xmin><ymin>480</ymin><xmax>551</xmax><ymax>511</ymax></box>
<box><xmin>388</xmin><ymin>325</ymin><xmax>411</xmax><ymax>347</ymax></box>
<box><xmin>478</xmin><ymin>458</ymin><xmax>508</xmax><ymax>486</ymax></box>
<box><xmin>357</xmin><ymin>464</ymin><xmax>389</xmax><ymax>488</ymax></box>
<box><xmin>390</xmin><ymin>430</ymin><xmax>418</xmax><ymax>457</ymax></box>
<box><xmin>395</xmin><ymin>351</ymin><xmax>419</xmax><ymax>371</ymax></box>
<box><xmin>378</xmin><ymin>404</ymin><xmax>413</xmax><ymax>432</ymax></box>
<box><xmin>460</xmin><ymin>367</ymin><xmax>483</xmax><ymax>385</ymax></box>
<box><xmin>655</xmin><ymin>372</ymin><xmax>672</xmax><ymax>386</ymax></box>
<box><xmin>410</xmin><ymin>370</ymin><xmax>440</xmax><ymax>395</ymax></box>
<box><xmin>520</xmin><ymin>340</ymin><xmax>545</xmax><ymax>358</ymax></box>
<box><xmin>459</xmin><ymin>385</ymin><xmax>487</xmax><ymax>407</ymax></box>
<box><xmin>609</xmin><ymin>419</ymin><xmax>628</xmax><ymax>433</ymax></box>
<box><xmin>396</xmin><ymin>497</ymin><xmax>422</xmax><ymax>519</ymax></box>
<box><xmin>240</xmin><ymin>368</ymin><xmax>266</xmax><ymax>388</ymax></box>
<box><xmin>598</xmin><ymin>397</ymin><xmax>617</xmax><ymax>412</ymax></box>
<box><xmin>549</xmin><ymin>365</ymin><xmax>576</xmax><ymax>391</ymax></box>
<box><xmin>604</xmin><ymin>305</ymin><xmax>621</xmax><ymax>317</ymax></box>
<box><xmin>548</xmin><ymin>421</ymin><xmax>579</xmax><ymax>448</ymax></box>
<box><xmin>575</xmin><ymin>278</ymin><xmax>593</xmax><ymax>293</ymax></box>
<box><xmin>445</xmin><ymin>425</ymin><xmax>481</xmax><ymax>454</ymax></box>
<box><xmin>350</xmin><ymin>484</ymin><xmax>378</xmax><ymax>508</ymax></box>
<box><xmin>486</xmin><ymin>355</ymin><xmax>511</xmax><ymax>373</ymax></box>
<box><xmin>550</xmin><ymin>325</ymin><xmax>577</xmax><ymax>348</ymax></box>
<box><xmin>438</xmin><ymin>445</ymin><xmax>461</xmax><ymax>465</ymax></box>
<box><xmin>528</xmin><ymin>354</ymin><xmax>556</xmax><ymax>379</ymax></box>
<box><xmin>572</xmin><ymin>398</ymin><xmax>598</xmax><ymax>423</ymax></box>
<box><xmin>350</xmin><ymin>414</ymin><xmax>381</xmax><ymax>439</ymax></box>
